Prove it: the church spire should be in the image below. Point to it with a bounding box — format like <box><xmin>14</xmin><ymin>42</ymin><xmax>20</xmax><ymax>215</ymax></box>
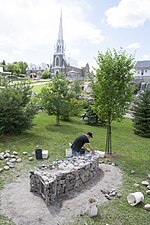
<box><xmin>58</xmin><ymin>10</ymin><xmax>63</xmax><ymax>41</ymax></box>
<box><xmin>55</xmin><ymin>11</ymin><xmax>64</xmax><ymax>54</ymax></box>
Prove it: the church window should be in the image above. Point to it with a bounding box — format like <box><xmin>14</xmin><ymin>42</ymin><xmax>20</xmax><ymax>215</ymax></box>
<box><xmin>56</xmin><ymin>57</ymin><xmax>60</xmax><ymax>66</ymax></box>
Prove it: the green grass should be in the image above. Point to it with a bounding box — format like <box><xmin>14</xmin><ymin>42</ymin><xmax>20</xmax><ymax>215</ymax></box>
<box><xmin>0</xmin><ymin>112</ymin><xmax>150</xmax><ymax>225</ymax></box>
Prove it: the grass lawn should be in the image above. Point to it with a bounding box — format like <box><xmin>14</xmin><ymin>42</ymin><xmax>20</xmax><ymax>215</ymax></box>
<box><xmin>0</xmin><ymin>112</ymin><xmax>150</xmax><ymax>225</ymax></box>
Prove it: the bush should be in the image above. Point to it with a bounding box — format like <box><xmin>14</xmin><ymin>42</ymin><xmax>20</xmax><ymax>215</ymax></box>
<box><xmin>0</xmin><ymin>80</ymin><xmax>39</xmax><ymax>135</ymax></box>
<box><xmin>133</xmin><ymin>89</ymin><xmax>150</xmax><ymax>137</ymax></box>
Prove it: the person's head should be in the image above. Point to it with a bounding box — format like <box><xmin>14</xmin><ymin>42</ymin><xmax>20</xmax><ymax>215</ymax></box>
<box><xmin>87</xmin><ymin>132</ymin><xmax>93</xmax><ymax>139</ymax></box>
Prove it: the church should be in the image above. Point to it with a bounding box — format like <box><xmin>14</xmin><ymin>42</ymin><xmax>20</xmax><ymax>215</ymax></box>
<box><xmin>26</xmin><ymin>12</ymin><xmax>93</xmax><ymax>80</ymax></box>
<box><xmin>50</xmin><ymin>12</ymin><xmax>92</xmax><ymax>80</ymax></box>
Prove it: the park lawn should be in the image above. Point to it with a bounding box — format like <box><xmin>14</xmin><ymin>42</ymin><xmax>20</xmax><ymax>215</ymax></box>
<box><xmin>0</xmin><ymin>111</ymin><xmax>150</xmax><ymax>225</ymax></box>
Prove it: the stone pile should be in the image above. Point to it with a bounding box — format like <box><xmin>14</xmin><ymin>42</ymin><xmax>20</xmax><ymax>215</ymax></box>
<box><xmin>0</xmin><ymin>150</ymin><xmax>34</xmax><ymax>172</ymax></box>
<box><xmin>30</xmin><ymin>153</ymin><xmax>100</xmax><ymax>205</ymax></box>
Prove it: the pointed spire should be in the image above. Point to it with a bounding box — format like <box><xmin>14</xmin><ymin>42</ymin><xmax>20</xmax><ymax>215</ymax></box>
<box><xmin>58</xmin><ymin>10</ymin><xmax>63</xmax><ymax>41</ymax></box>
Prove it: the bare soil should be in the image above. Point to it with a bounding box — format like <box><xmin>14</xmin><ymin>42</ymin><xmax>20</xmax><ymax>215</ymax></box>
<box><xmin>0</xmin><ymin>164</ymin><xmax>122</xmax><ymax>225</ymax></box>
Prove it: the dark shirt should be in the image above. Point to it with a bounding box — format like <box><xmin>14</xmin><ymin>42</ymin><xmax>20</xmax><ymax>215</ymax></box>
<box><xmin>71</xmin><ymin>135</ymin><xmax>89</xmax><ymax>152</ymax></box>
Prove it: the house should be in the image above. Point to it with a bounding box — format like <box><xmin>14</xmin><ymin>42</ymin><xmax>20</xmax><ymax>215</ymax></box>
<box><xmin>26</xmin><ymin>63</ymin><xmax>49</xmax><ymax>79</ymax></box>
<box><xmin>133</xmin><ymin>60</ymin><xmax>150</xmax><ymax>85</ymax></box>
<box><xmin>0</xmin><ymin>66</ymin><xmax>11</xmax><ymax>76</ymax></box>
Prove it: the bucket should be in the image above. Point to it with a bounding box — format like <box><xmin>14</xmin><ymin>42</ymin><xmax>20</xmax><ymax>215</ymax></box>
<box><xmin>87</xmin><ymin>198</ymin><xmax>98</xmax><ymax>217</ymax></box>
<box><xmin>127</xmin><ymin>192</ymin><xmax>144</xmax><ymax>206</ymax></box>
<box><xmin>35</xmin><ymin>149</ymin><xmax>42</xmax><ymax>160</ymax></box>
<box><xmin>66</xmin><ymin>148</ymin><xmax>72</xmax><ymax>157</ymax></box>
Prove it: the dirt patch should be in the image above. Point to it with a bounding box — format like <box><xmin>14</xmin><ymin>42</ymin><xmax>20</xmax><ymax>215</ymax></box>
<box><xmin>0</xmin><ymin>164</ymin><xmax>122</xmax><ymax>225</ymax></box>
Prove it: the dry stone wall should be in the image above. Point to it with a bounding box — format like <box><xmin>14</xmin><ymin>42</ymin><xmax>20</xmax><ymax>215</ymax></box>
<box><xmin>30</xmin><ymin>153</ymin><xmax>100</xmax><ymax>205</ymax></box>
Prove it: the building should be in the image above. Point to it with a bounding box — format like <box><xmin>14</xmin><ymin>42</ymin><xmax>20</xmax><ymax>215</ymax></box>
<box><xmin>26</xmin><ymin>63</ymin><xmax>49</xmax><ymax>79</ymax></box>
<box><xmin>0</xmin><ymin>66</ymin><xmax>11</xmax><ymax>76</ymax></box>
<box><xmin>133</xmin><ymin>60</ymin><xmax>150</xmax><ymax>85</ymax></box>
<box><xmin>50</xmin><ymin>12</ymin><xmax>92</xmax><ymax>80</ymax></box>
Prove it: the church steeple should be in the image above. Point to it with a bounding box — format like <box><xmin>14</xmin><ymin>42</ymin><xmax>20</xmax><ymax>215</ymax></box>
<box><xmin>55</xmin><ymin>11</ymin><xmax>64</xmax><ymax>54</ymax></box>
<box><xmin>58</xmin><ymin>11</ymin><xmax>63</xmax><ymax>41</ymax></box>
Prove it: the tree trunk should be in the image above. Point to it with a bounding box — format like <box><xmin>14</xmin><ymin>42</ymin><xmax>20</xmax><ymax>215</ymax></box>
<box><xmin>105</xmin><ymin>119</ymin><xmax>112</xmax><ymax>154</ymax></box>
<box><xmin>56</xmin><ymin>113</ymin><xmax>60</xmax><ymax>126</ymax></box>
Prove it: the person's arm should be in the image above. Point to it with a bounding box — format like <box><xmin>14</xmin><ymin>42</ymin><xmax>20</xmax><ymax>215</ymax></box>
<box><xmin>84</xmin><ymin>143</ymin><xmax>95</xmax><ymax>153</ymax></box>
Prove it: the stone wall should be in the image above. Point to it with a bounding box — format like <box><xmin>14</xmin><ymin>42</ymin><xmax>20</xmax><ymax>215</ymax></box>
<box><xmin>30</xmin><ymin>153</ymin><xmax>100</xmax><ymax>205</ymax></box>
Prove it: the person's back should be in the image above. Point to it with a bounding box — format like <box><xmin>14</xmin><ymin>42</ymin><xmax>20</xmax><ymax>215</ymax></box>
<box><xmin>71</xmin><ymin>132</ymin><xmax>94</xmax><ymax>156</ymax></box>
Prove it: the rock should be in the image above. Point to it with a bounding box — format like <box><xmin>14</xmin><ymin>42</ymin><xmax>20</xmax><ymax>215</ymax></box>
<box><xmin>147</xmin><ymin>185</ymin><xmax>150</xmax><ymax>190</ymax></box>
<box><xmin>4</xmin><ymin>153</ymin><xmax>10</xmax><ymax>158</ymax></box>
<box><xmin>13</xmin><ymin>151</ymin><xmax>18</xmax><ymax>155</ymax></box>
<box><xmin>134</xmin><ymin>183</ymin><xmax>140</xmax><ymax>188</ymax></box>
<box><xmin>29</xmin><ymin>157</ymin><xmax>34</xmax><ymax>161</ymax></box>
<box><xmin>4</xmin><ymin>165</ymin><xmax>10</xmax><ymax>170</ymax></box>
<box><xmin>16</xmin><ymin>158</ymin><xmax>22</xmax><ymax>162</ymax></box>
<box><xmin>131</xmin><ymin>170</ymin><xmax>135</xmax><ymax>174</ymax></box>
<box><xmin>0</xmin><ymin>155</ymin><xmax>4</xmax><ymax>160</ymax></box>
<box><xmin>23</xmin><ymin>151</ymin><xmax>28</xmax><ymax>155</ymax></box>
<box><xmin>144</xmin><ymin>204</ymin><xmax>150</xmax><ymax>211</ymax></box>
<box><xmin>146</xmin><ymin>190</ymin><xmax>150</xmax><ymax>195</ymax></box>
<box><xmin>5</xmin><ymin>149</ymin><xmax>10</xmax><ymax>153</ymax></box>
<box><xmin>147</xmin><ymin>174</ymin><xmax>150</xmax><ymax>180</ymax></box>
<box><xmin>0</xmin><ymin>168</ymin><xmax>3</xmax><ymax>172</ymax></box>
<box><xmin>10</xmin><ymin>158</ymin><xmax>16</xmax><ymax>163</ymax></box>
<box><xmin>141</xmin><ymin>181</ymin><xmax>149</xmax><ymax>186</ymax></box>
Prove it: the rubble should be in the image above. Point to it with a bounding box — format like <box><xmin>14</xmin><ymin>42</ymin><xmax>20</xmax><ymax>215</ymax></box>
<box><xmin>30</xmin><ymin>153</ymin><xmax>100</xmax><ymax>205</ymax></box>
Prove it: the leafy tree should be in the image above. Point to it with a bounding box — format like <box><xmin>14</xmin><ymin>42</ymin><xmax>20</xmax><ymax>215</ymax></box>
<box><xmin>40</xmin><ymin>73</ymin><xmax>71</xmax><ymax>125</ymax></box>
<box><xmin>133</xmin><ymin>89</ymin><xmax>150</xmax><ymax>137</ymax></box>
<box><xmin>0</xmin><ymin>80</ymin><xmax>38</xmax><ymax>135</ymax></box>
<box><xmin>70</xmin><ymin>79</ymin><xmax>83</xmax><ymax>99</ymax></box>
<box><xmin>41</xmin><ymin>70</ymin><xmax>51</xmax><ymax>79</ymax></box>
<box><xmin>4</xmin><ymin>61</ymin><xmax>28</xmax><ymax>76</ymax></box>
<box><xmin>92</xmin><ymin>48</ymin><xmax>135</xmax><ymax>154</ymax></box>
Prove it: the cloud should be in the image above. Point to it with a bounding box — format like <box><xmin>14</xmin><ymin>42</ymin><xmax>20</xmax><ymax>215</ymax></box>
<box><xmin>0</xmin><ymin>0</ymin><xmax>104</xmax><ymax>64</ymax></box>
<box><xmin>126</xmin><ymin>42</ymin><xmax>140</xmax><ymax>49</ymax></box>
<box><xmin>105</xmin><ymin>0</ymin><xmax>150</xmax><ymax>28</ymax></box>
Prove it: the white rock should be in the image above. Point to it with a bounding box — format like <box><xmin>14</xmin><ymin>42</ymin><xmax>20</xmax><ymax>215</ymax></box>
<box><xmin>16</xmin><ymin>158</ymin><xmax>22</xmax><ymax>162</ymax></box>
<box><xmin>4</xmin><ymin>165</ymin><xmax>10</xmax><ymax>170</ymax></box>
<box><xmin>23</xmin><ymin>151</ymin><xmax>28</xmax><ymax>155</ymax></box>
<box><xmin>144</xmin><ymin>204</ymin><xmax>150</xmax><ymax>211</ymax></box>
<box><xmin>13</xmin><ymin>151</ymin><xmax>18</xmax><ymax>155</ymax></box>
<box><xmin>29</xmin><ymin>157</ymin><xmax>33</xmax><ymax>161</ymax></box>
<box><xmin>141</xmin><ymin>181</ymin><xmax>149</xmax><ymax>186</ymax></box>
<box><xmin>0</xmin><ymin>168</ymin><xmax>3</xmax><ymax>172</ymax></box>
<box><xmin>146</xmin><ymin>190</ymin><xmax>150</xmax><ymax>195</ymax></box>
<box><xmin>10</xmin><ymin>158</ymin><xmax>16</xmax><ymax>163</ymax></box>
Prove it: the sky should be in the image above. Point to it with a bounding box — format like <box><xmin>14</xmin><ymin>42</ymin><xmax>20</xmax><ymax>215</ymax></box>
<box><xmin>0</xmin><ymin>0</ymin><xmax>150</xmax><ymax>70</ymax></box>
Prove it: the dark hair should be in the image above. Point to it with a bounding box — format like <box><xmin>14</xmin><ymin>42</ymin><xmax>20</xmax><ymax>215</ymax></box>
<box><xmin>87</xmin><ymin>132</ymin><xmax>93</xmax><ymax>138</ymax></box>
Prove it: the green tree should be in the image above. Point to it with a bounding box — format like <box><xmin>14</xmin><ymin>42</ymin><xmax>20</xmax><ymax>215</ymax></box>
<box><xmin>0</xmin><ymin>80</ymin><xmax>38</xmax><ymax>135</ymax></box>
<box><xmin>41</xmin><ymin>70</ymin><xmax>51</xmax><ymax>79</ymax></box>
<box><xmin>133</xmin><ymin>89</ymin><xmax>150</xmax><ymax>137</ymax></box>
<box><xmin>40</xmin><ymin>73</ymin><xmax>73</xmax><ymax>126</ymax></box>
<box><xmin>92</xmin><ymin>48</ymin><xmax>134</xmax><ymax>154</ymax></box>
<box><xmin>4</xmin><ymin>61</ymin><xmax>28</xmax><ymax>76</ymax></box>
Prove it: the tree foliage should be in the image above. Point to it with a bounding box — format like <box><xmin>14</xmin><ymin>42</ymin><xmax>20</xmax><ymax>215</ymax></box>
<box><xmin>3</xmin><ymin>61</ymin><xmax>28</xmax><ymax>76</ymax></box>
<box><xmin>40</xmin><ymin>73</ymin><xmax>82</xmax><ymax>125</ymax></box>
<box><xmin>133</xmin><ymin>89</ymin><xmax>150</xmax><ymax>137</ymax></box>
<box><xmin>41</xmin><ymin>70</ymin><xmax>51</xmax><ymax>79</ymax></box>
<box><xmin>0</xmin><ymin>80</ymin><xmax>38</xmax><ymax>135</ymax></box>
<box><xmin>92</xmin><ymin>48</ymin><xmax>135</xmax><ymax>154</ymax></box>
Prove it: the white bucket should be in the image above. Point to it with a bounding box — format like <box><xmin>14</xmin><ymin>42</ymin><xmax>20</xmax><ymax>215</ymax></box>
<box><xmin>87</xmin><ymin>198</ymin><xmax>98</xmax><ymax>217</ymax></box>
<box><xmin>127</xmin><ymin>192</ymin><xmax>144</xmax><ymax>206</ymax></box>
<box><xmin>66</xmin><ymin>148</ymin><xmax>72</xmax><ymax>157</ymax></box>
<box><xmin>42</xmin><ymin>150</ymin><xmax>49</xmax><ymax>159</ymax></box>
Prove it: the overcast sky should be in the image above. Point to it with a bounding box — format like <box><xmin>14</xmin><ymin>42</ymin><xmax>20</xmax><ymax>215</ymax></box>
<box><xmin>0</xmin><ymin>0</ymin><xmax>150</xmax><ymax>69</ymax></box>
